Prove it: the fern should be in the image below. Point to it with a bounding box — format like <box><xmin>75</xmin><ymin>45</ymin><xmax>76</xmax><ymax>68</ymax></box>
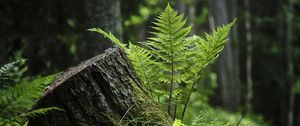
<box><xmin>88</xmin><ymin>28</ymin><xmax>127</xmax><ymax>50</ymax></box>
<box><xmin>0</xmin><ymin>60</ymin><xmax>27</xmax><ymax>88</ymax></box>
<box><xmin>0</xmin><ymin>75</ymin><xmax>55</xmax><ymax>125</ymax></box>
<box><xmin>184</xmin><ymin>20</ymin><xmax>236</xmax><ymax>84</ymax></box>
<box><xmin>127</xmin><ymin>42</ymin><xmax>158</xmax><ymax>95</ymax></box>
<box><xmin>144</xmin><ymin>4</ymin><xmax>193</xmax><ymax>115</ymax></box>
<box><xmin>90</xmin><ymin>4</ymin><xmax>235</xmax><ymax>121</ymax></box>
<box><xmin>21</xmin><ymin>107</ymin><xmax>64</xmax><ymax>118</ymax></box>
<box><xmin>0</xmin><ymin>61</ymin><xmax>61</xmax><ymax>125</ymax></box>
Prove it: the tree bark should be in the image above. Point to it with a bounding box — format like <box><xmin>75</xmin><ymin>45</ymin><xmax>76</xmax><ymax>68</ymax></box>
<box><xmin>208</xmin><ymin>0</ymin><xmax>240</xmax><ymax>110</ymax></box>
<box><xmin>228</xmin><ymin>0</ymin><xmax>241</xmax><ymax>110</ymax></box>
<box><xmin>28</xmin><ymin>47</ymin><xmax>172</xmax><ymax>126</ymax></box>
<box><xmin>244</xmin><ymin>0</ymin><xmax>253</xmax><ymax>112</ymax></box>
<box><xmin>286</xmin><ymin>0</ymin><xmax>295</xmax><ymax>125</ymax></box>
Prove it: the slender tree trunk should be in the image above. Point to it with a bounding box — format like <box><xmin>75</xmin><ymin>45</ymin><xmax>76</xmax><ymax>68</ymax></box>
<box><xmin>244</xmin><ymin>0</ymin><xmax>253</xmax><ymax>112</ymax></box>
<box><xmin>208</xmin><ymin>0</ymin><xmax>240</xmax><ymax>110</ymax></box>
<box><xmin>186</xmin><ymin>1</ymin><xmax>196</xmax><ymax>34</ymax></box>
<box><xmin>286</xmin><ymin>0</ymin><xmax>295</xmax><ymax>125</ymax></box>
<box><xmin>228</xmin><ymin>0</ymin><xmax>241</xmax><ymax>111</ymax></box>
<box><xmin>175</xmin><ymin>0</ymin><xmax>186</xmax><ymax>14</ymax></box>
<box><xmin>277</xmin><ymin>0</ymin><xmax>287</xmax><ymax>124</ymax></box>
<box><xmin>28</xmin><ymin>47</ymin><xmax>173</xmax><ymax>126</ymax></box>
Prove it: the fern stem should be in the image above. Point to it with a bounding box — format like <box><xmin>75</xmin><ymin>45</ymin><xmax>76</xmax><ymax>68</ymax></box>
<box><xmin>158</xmin><ymin>96</ymin><xmax>160</xmax><ymax>103</ymax></box>
<box><xmin>181</xmin><ymin>92</ymin><xmax>192</xmax><ymax>122</ymax></box>
<box><xmin>181</xmin><ymin>83</ymin><xmax>195</xmax><ymax>122</ymax></box>
<box><xmin>173</xmin><ymin>96</ymin><xmax>177</xmax><ymax>119</ymax></box>
<box><xmin>168</xmin><ymin>52</ymin><xmax>174</xmax><ymax>117</ymax></box>
<box><xmin>168</xmin><ymin>81</ymin><xmax>173</xmax><ymax>116</ymax></box>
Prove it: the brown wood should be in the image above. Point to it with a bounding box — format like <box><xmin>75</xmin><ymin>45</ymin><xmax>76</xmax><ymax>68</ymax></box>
<box><xmin>28</xmin><ymin>47</ymin><xmax>172</xmax><ymax>126</ymax></box>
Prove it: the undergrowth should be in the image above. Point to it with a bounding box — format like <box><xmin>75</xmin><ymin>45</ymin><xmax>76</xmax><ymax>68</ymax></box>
<box><xmin>0</xmin><ymin>60</ymin><xmax>62</xmax><ymax>125</ymax></box>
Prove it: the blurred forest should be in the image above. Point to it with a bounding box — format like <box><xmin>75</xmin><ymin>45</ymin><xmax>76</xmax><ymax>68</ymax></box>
<box><xmin>1</xmin><ymin>0</ymin><xmax>300</xmax><ymax>125</ymax></box>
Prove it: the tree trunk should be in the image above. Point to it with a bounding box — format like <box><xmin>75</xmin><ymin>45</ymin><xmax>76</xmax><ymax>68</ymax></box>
<box><xmin>244</xmin><ymin>0</ymin><xmax>253</xmax><ymax>112</ymax></box>
<box><xmin>77</xmin><ymin>0</ymin><xmax>123</xmax><ymax>61</ymax></box>
<box><xmin>286</xmin><ymin>0</ymin><xmax>295</xmax><ymax>125</ymax></box>
<box><xmin>228</xmin><ymin>0</ymin><xmax>241</xmax><ymax>108</ymax></box>
<box><xmin>0</xmin><ymin>0</ymin><xmax>123</xmax><ymax>75</ymax></box>
<box><xmin>208</xmin><ymin>0</ymin><xmax>240</xmax><ymax>110</ymax></box>
<box><xmin>28</xmin><ymin>47</ymin><xmax>172</xmax><ymax>126</ymax></box>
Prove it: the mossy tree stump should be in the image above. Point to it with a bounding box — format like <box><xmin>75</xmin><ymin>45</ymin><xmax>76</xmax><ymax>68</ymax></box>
<box><xmin>28</xmin><ymin>47</ymin><xmax>173</xmax><ymax>126</ymax></box>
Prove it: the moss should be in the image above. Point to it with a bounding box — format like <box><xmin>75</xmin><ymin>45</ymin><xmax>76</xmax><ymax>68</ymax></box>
<box><xmin>118</xmin><ymin>79</ymin><xmax>173</xmax><ymax>126</ymax></box>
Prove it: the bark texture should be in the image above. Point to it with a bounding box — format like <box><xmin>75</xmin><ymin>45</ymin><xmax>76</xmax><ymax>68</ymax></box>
<box><xmin>244</xmin><ymin>0</ymin><xmax>253</xmax><ymax>111</ymax></box>
<box><xmin>28</xmin><ymin>47</ymin><xmax>172</xmax><ymax>126</ymax></box>
<box><xmin>286</xmin><ymin>0</ymin><xmax>295</xmax><ymax>125</ymax></box>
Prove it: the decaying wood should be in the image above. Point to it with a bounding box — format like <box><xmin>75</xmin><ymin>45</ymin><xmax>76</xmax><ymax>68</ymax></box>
<box><xmin>28</xmin><ymin>47</ymin><xmax>172</xmax><ymax>126</ymax></box>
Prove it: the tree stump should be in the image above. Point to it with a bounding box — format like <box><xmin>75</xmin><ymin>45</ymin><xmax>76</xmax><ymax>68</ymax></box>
<box><xmin>28</xmin><ymin>47</ymin><xmax>173</xmax><ymax>126</ymax></box>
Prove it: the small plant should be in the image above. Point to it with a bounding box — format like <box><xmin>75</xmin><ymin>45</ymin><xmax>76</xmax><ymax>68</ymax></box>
<box><xmin>90</xmin><ymin>4</ymin><xmax>235</xmax><ymax>122</ymax></box>
<box><xmin>0</xmin><ymin>60</ymin><xmax>62</xmax><ymax>125</ymax></box>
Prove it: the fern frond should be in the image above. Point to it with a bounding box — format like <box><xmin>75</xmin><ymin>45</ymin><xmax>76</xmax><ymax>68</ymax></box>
<box><xmin>144</xmin><ymin>4</ymin><xmax>195</xmax><ymax>115</ymax></box>
<box><xmin>147</xmin><ymin>4</ymin><xmax>192</xmax><ymax>75</ymax></box>
<box><xmin>183</xmin><ymin>19</ymin><xmax>236</xmax><ymax>85</ymax></box>
<box><xmin>88</xmin><ymin>28</ymin><xmax>127</xmax><ymax>50</ymax></box>
<box><xmin>22</xmin><ymin>107</ymin><xmax>64</xmax><ymax>118</ymax></box>
<box><xmin>127</xmin><ymin>42</ymin><xmax>159</xmax><ymax>93</ymax></box>
<box><xmin>196</xmin><ymin>19</ymin><xmax>236</xmax><ymax>70</ymax></box>
<box><xmin>0</xmin><ymin>74</ymin><xmax>55</xmax><ymax>122</ymax></box>
<box><xmin>0</xmin><ymin>59</ymin><xmax>26</xmax><ymax>82</ymax></box>
<box><xmin>0</xmin><ymin>60</ymin><xmax>24</xmax><ymax>76</ymax></box>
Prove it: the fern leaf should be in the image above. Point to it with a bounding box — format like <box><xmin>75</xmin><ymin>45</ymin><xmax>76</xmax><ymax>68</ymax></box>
<box><xmin>127</xmin><ymin>42</ymin><xmax>158</xmax><ymax>91</ymax></box>
<box><xmin>0</xmin><ymin>59</ymin><xmax>27</xmax><ymax>83</ymax></box>
<box><xmin>88</xmin><ymin>28</ymin><xmax>127</xmax><ymax>50</ymax></box>
<box><xmin>0</xmin><ymin>60</ymin><xmax>25</xmax><ymax>76</ymax></box>
<box><xmin>0</xmin><ymin>74</ymin><xmax>55</xmax><ymax>121</ymax></box>
<box><xmin>184</xmin><ymin>19</ymin><xmax>236</xmax><ymax>83</ymax></box>
<box><xmin>22</xmin><ymin>107</ymin><xmax>64</xmax><ymax>118</ymax></box>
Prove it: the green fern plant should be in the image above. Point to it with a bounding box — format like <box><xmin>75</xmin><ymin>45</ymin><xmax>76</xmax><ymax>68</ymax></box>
<box><xmin>0</xmin><ymin>61</ymin><xmax>62</xmax><ymax>125</ymax></box>
<box><xmin>0</xmin><ymin>59</ymin><xmax>27</xmax><ymax>89</ymax></box>
<box><xmin>89</xmin><ymin>4</ymin><xmax>235</xmax><ymax>121</ymax></box>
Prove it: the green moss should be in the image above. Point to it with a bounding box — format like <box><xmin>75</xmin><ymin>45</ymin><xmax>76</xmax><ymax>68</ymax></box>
<box><xmin>117</xmin><ymin>79</ymin><xmax>173</xmax><ymax>126</ymax></box>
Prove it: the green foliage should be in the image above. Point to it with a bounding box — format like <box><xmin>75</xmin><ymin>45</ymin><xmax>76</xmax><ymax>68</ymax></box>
<box><xmin>88</xmin><ymin>28</ymin><xmax>127</xmax><ymax>49</ymax></box>
<box><xmin>0</xmin><ymin>61</ymin><xmax>60</xmax><ymax>125</ymax></box>
<box><xmin>0</xmin><ymin>60</ymin><xmax>24</xmax><ymax>77</ymax></box>
<box><xmin>293</xmin><ymin>78</ymin><xmax>300</xmax><ymax>94</ymax></box>
<box><xmin>90</xmin><ymin>4</ymin><xmax>236</xmax><ymax>124</ymax></box>
<box><xmin>175</xmin><ymin>90</ymin><xmax>269</xmax><ymax>126</ymax></box>
<box><xmin>127</xmin><ymin>42</ymin><xmax>159</xmax><ymax>94</ymax></box>
<box><xmin>0</xmin><ymin>60</ymin><xmax>27</xmax><ymax>89</ymax></box>
<box><xmin>21</xmin><ymin>107</ymin><xmax>64</xmax><ymax>118</ymax></box>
